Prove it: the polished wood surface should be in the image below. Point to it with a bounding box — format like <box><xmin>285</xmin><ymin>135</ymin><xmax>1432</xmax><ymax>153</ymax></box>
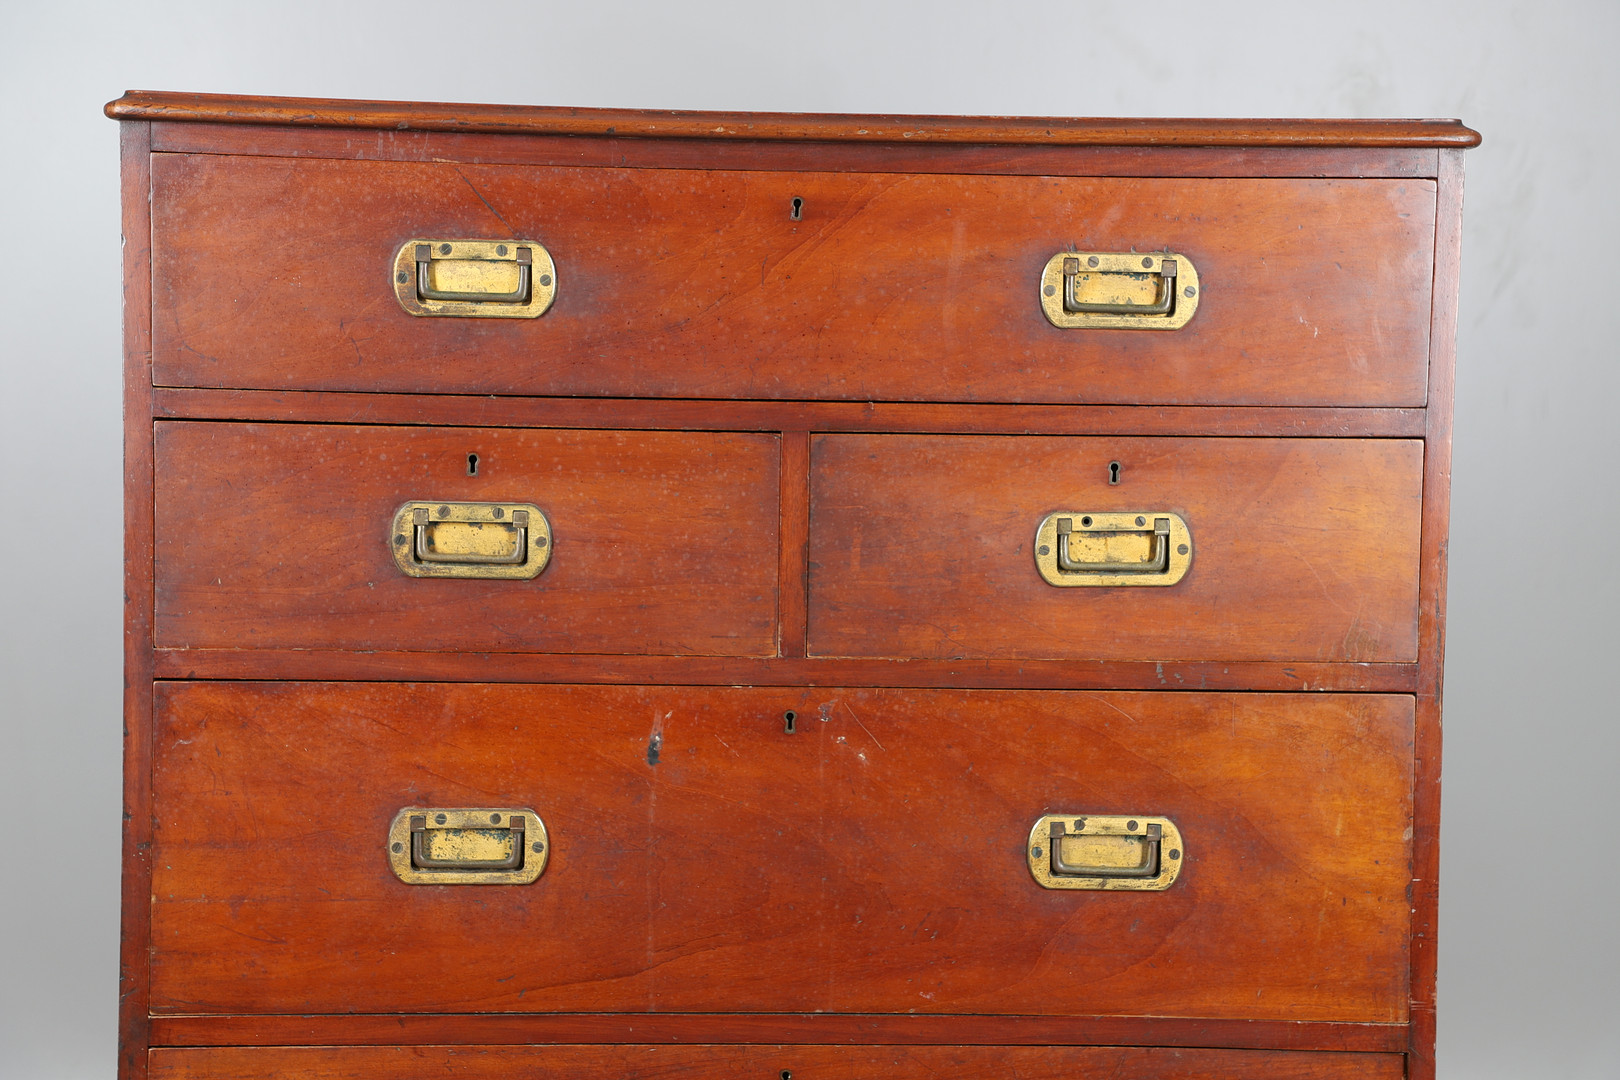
<box><xmin>148</xmin><ymin>1013</ymin><xmax>1407</xmax><ymax>1053</ymax></box>
<box><xmin>149</xmin><ymin>683</ymin><xmax>1413</xmax><ymax>1022</ymax></box>
<box><xmin>809</xmin><ymin>435</ymin><xmax>1423</xmax><ymax>662</ymax></box>
<box><xmin>153</xmin><ymin>423</ymin><xmax>779</xmax><ymax>654</ymax></box>
<box><xmin>149</xmin><ymin>1044</ymin><xmax>1407</xmax><ymax>1079</ymax></box>
<box><xmin>111</xmin><ymin>90</ymin><xmax>1481</xmax><ymax>148</ymax></box>
<box><xmin>150</xmin><ymin>154</ymin><xmax>1437</xmax><ymax>405</ymax></box>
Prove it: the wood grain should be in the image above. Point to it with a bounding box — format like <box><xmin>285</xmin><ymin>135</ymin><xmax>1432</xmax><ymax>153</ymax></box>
<box><xmin>808</xmin><ymin>435</ymin><xmax>1423</xmax><ymax>663</ymax></box>
<box><xmin>149</xmin><ymin>154</ymin><xmax>1438</xmax><ymax>405</ymax></box>
<box><xmin>149</xmin><ymin>1044</ymin><xmax>1407</xmax><ymax>1079</ymax></box>
<box><xmin>110</xmin><ymin>90</ymin><xmax>1480</xmax><ymax>148</ymax></box>
<box><xmin>149</xmin><ymin>683</ymin><xmax>1413</xmax><ymax>1022</ymax></box>
<box><xmin>153</xmin><ymin>423</ymin><xmax>779</xmax><ymax>654</ymax></box>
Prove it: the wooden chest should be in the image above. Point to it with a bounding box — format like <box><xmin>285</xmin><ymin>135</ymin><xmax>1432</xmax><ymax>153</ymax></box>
<box><xmin>110</xmin><ymin>91</ymin><xmax>1477</xmax><ymax>1080</ymax></box>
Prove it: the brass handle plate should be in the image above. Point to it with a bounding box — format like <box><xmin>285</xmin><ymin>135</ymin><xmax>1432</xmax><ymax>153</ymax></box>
<box><xmin>1027</xmin><ymin>814</ymin><xmax>1183</xmax><ymax>891</ymax></box>
<box><xmin>387</xmin><ymin>807</ymin><xmax>549</xmax><ymax>885</ymax></box>
<box><xmin>1034</xmin><ymin>512</ymin><xmax>1191</xmax><ymax>587</ymax></box>
<box><xmin>392</xmin><ymin>238</ymin><xmax>557</xmax><ymax>318</ymax></box>
<box><xmin>391</xmin><ymin>501</ymin><xmax>552</xmax><ymax>580</ymax></box>
<box><xmin>1039</xmin><ymin>251</ymin><xmax>1199</xmax><ymax>329</ymax></box>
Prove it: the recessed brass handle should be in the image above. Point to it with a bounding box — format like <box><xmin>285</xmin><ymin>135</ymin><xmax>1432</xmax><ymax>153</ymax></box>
<box><xmin>1028</xmin><ymin>814</ymin><xmax>1183</xmax><ymax>891</ymax></box>
<box><xmin>1035</xmin><ymin>511</ymin><xmax>1191</xmax><ymax>587</ymax></box>
<box><xmin>416</xmin><ymin>243</ymin><xmax>531</xmax><ymax>303</ymax></box>
<box><xmin>413</xmin><ymin>506</ymin><xmax>529</xmax><ymax>566</ymax></box>
<box><xmin>388</xmin><ymin>807</ymin><xmax>549</xmax><ymax>885</ymax></box>
<box><xmin>1064</xmin><ymin>255</ymin><xmax>1175</xmax><ymax>315</ymax></box>
<box><xmin>392</xmin><ymin>238</ymin><xmax>557</xmax><ymax>318</ymax></box>
<box><xmin>1054</xmin><ymin>515</ymin><xmax>1169</xmax><ymax>574</ymax></box>
<box><xmin>411</xmin><ymin>813</ymin><xmax>525</xmax><ymax>869</ymax></box>
<box><xmin>1039</xmin><ymin>251</ymin><xmax>1199</xmax><ymax>330</ymax></box>
<box><xmin>391</xmin><ymin>501</ymin><xmax>552</xmax><ymax>580</ymax></box>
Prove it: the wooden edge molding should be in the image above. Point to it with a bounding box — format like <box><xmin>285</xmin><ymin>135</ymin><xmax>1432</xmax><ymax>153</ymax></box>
<box><xmin>150</xmin><ymin>389</ymin><xmax>1429</xmax><ymax>439</ymax></box>
<box><xmin>107</xmin><ymin>91</ymin><xmax>1481</xmax><ymax>148</ymax></box>
<box><xmin>150</xmin><ymin>650</ymin><xmax>1419</xmax><ymax>693</ymax></box>
<box><xmin>146</xmin><ymin>1013</ymin><xmax>1410</xmax><ymax>1054</ymax></box>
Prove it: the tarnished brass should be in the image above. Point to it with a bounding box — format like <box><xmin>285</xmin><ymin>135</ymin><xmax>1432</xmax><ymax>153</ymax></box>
<box><xmin>391</xmin><ymin>501</ymin><xmax>551</xmax><ymax>580</ymax></box>
<box><xmin>392</xmin><ymin>239</ymin><xmax>557</xmax><ymax>318</ymax></box>
<box><xmin>1027</xmin><ymin>814</ymin><xmax>1184</xmax><ymax>891</ymax></box>
<box><xmin>1034</xmin><ymin>511</ymin><xmax>1191</xmax><ymax>587</ymax></box>
<box><xmin>387</xmin><ymin>807</ymin><xmax>549</xmax><ymax>885</ymax></box>
<box><xmin>1039</xmin><ymin>251</ymin><xmax>1199</xmax><ymax>329</ymax></box>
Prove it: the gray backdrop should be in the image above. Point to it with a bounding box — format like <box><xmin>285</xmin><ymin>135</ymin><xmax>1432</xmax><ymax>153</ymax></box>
<box><xmin>3</xmin><ymin>2</ymin><xmax>1615</xmax><ymax>1076</ymax></box>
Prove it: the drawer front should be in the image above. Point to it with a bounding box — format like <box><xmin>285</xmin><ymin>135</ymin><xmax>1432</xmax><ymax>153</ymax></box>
<box><xmin>150</xmin><ymin>153</ymin><xmax>1435</xmax><ymax>405</ymax></box>
<box><xmin>807</xmin><ymin>435</ymin><xmax>1422</xmax><ymax>662</ymax></box>
<box><xmin>150</xmin><ymin>1045</ymin><xmax>1407</xmax><ymax>1079</ymax></box>
<box><xmin>150</xmin><ymin>683</ymin><xmax>1412</xmax><ymax>1022</ymax></box>
<box><xmin>153</xmin><ymin>423</ymin><xmax>779</xmax><ymax>654</ymax></box>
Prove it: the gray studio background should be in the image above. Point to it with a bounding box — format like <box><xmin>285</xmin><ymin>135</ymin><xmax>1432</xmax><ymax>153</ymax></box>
<box><xmin>3</xmin><ymin>2</ymin><xmax>1616</xmax><ymax>1076</ymax></box>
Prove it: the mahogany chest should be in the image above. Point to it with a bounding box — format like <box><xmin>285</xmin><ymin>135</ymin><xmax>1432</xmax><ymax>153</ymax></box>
<box><xmin>109</xmin><ymin>91</ymin><xmax>1477</xmax><ymax>1080</ymax></box>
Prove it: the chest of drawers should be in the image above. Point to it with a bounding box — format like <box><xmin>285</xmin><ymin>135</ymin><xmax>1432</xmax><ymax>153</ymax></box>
<box><xmin>110</xmin><ymin>91</ymin><xmax>1476</xmax><ymax>1080</ymax></box>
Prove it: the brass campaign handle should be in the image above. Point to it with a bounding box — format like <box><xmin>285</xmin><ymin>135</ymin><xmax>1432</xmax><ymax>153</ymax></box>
<box><xmin>1049</xmin><ymin>818</ymin><xmax>1160</xmax><ymax>879</ymax></box>
<box><xmin>413</xmin><ymin>506</ymin><xmax>529</xmax><ymax>566</ymax></box>
<box><xmin>1034</xmin><ymin>512</ymin><xmax>1191</xmax><ymax>587</ymax></box>
<box><xmin>411</xmin><ymin>813</ymin><xmax>525</xmax><ymax>869</ymax></box>
<box><xmin>391</xmin><ymin>501</ymin><xmax>552</xmax><ymax>580</ymax></box>
<box><xmin>1064</xmin><ymin>255</ymin><xmax>1176</xmax><ymax>315</ymax></box>
<box><xmin>1027</xmin><ymin>814</ymin><xmax>1184</xmax><ymax>891</ymax></box>
<box><xmin>415</xmin><ymin>243</ymin><xmax>531</xmax><ymax>303</ymax></box>
<box><xmin>387</xmin><ymin>807</ymin><xmax>549</xmax><ymax>885</ymax></box>
<box><xmin>1054</xmin><ymin>515</ymin><xmax>1170</xmax><ymax>574</ymax></box>
<box><xmin>392</xmin><ymin>238</ymin><xmax>557</xmax><ymax>319</ymax></box>
<box><xmin>1038</xmin><ymin>251</ymin><xmax>1199</xmax><ymax>330</ymax></box>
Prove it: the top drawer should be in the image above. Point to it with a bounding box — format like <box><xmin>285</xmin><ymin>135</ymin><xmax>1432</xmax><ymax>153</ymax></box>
<box><xmin>150</xmin><ymin>154</ymin><xmax>1436</xmax><ymax>405</ymax></box>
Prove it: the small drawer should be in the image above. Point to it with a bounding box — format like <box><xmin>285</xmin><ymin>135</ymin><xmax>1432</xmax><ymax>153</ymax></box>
<box><xmin>151</xmin><ymin>153</ymin><xmax>1436</xmax><ymax>405</ymax></box>
<box><xmin>153</xmin><ymin>422</ymin><xmax>779</xmax><ymax>655</ymax></box>
<box><xmin>151</xmin><ymin>1044</ymin><xmax>1408</xmax><ymax>1079</ymax></box>
<box><xmin>807</xmin><ymin>435</ymin><xmax>1423</xmax><ymax>662</ymax></box>
<box><xmin>150</xmin><ymin>682</ymin><xmax>1412</xmax><ymax>1022</ymax></box>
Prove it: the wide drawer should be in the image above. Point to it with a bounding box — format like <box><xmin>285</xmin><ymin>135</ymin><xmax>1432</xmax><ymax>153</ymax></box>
<box><xmin>150</xmin><ymin>153</ymin><xmax>1436</xmax><ymax>405</ymax></box>
<box><xmin>153</xmin><ymin>423</ymin><xmax>779</xmax><ymax>654</ymax></box>
<box><xmin>807</xmin><ymin>435</ymin><xmax>1423</xmax><ymax>662</ymax></box>
<box><xmin>150</xmin><ymin>1045</ymin><xmax>1407</xmax><ymax>1079</ymax></box>
<box><xmin>150</xmin><ymin>683</ymin><xmax>1413</xmax><ymax>1022</ymax></box>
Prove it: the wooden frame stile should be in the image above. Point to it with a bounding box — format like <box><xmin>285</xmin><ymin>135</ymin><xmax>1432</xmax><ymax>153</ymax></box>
<box><xmin>1408</xmin><ymin>146</ymin><xmax>1466</xmax><ymax>1080</ymax></box>
<box><xmin>118</xmin><ymin>118</ymin><xmax>155</xmax><ymax>1080</ymax></box>
<box><xmin>777</xmin><ymin>427</ymin><xmax>812</xmax><ymax>659</ymax></box>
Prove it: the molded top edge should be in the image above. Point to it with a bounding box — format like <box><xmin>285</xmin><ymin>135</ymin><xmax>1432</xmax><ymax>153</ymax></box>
<box><xmin>106</xmin><ymin>90</ymin><xmax>1481</xmax><ymax>148</ymax></box>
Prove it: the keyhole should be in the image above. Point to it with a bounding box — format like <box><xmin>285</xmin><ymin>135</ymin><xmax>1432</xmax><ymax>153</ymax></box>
<box><xmin>790</xmin><ymin>197</ymin><xmax>803</xmax><ymax>221</ymax></box>
<box><xmin>467</xmin><ymin>453</ymin><xmax>479</xmax><ymax>476</ymax></box>
<box><xmin>783</xmin><ymin>710</ymin><xmax>797</xmax><ymax>734</ymax></box>
<box><xmin>1108</xmin><ymin>461</ymin><xmax>1121</xmax><ymax>485</ymax></box>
